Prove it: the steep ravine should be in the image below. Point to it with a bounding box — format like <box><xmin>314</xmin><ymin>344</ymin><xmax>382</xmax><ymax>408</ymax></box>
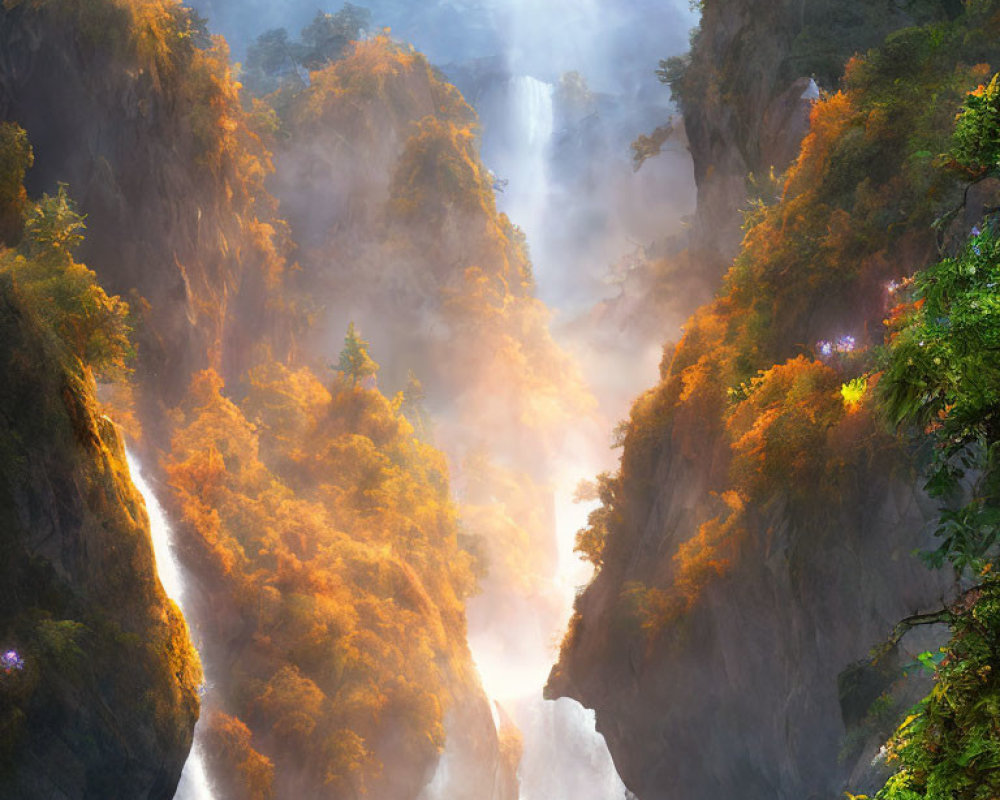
<box><xmin>2</xmin><ymin>6</ymin><xmax>516</xmax><ymax>796</ymax></box>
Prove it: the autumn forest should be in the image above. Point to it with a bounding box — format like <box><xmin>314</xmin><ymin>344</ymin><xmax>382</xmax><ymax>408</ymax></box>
<box><xmin>3</xmin><ymin>1</ymin><xmax>1000</xmax><ymax>799</ymax></box>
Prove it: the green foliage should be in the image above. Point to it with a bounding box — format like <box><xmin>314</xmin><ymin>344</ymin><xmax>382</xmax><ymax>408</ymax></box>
<box><xmin>951</xmin><ymin>74</ymin><xmax>1000</xmax><ymax>177</ymax></box>
<box><xmin>911</xmin><ymin>649</ymin><xmax>948</xmax><ymax>674</ymax></box>
<box><xmin>786</xmin><ymin>3</ymin><xmax>954</xmax><ymax>89</ymax></box>
<box><xmin>655</xmin><ymin>44</ymin><xmax>698</xmax><ymax>109</ymax></box>
<box><xmin>740</xmin><ymin>168</ymin><xmax>782</xmax><ymax>232</ymax></box>
<box><xmin>244</xmin><ymin>28</ymin><xmax>298</xmax><ymax>94</ymax></box>
<box><xmin>880</xmin><ymin>224</ymin><xmax>1000</xmax><ymax>573</ymax></box>
<box><xmin>300</xmin><ymin>4</ymin><xmax>371</xmax><ymax>69</ymax></box>
<box><xmin>243</xmin><ymin>3</ymin><xmax>372</xmax><ymax>96</ymax></box>
<box><xmin>35</xmin><ymin>619</ymin><xmax>87</xmax><ymax>668</ymax></box>
<box><xmin>0</xmin><ymin>122</ymin><xmax>33</xmax><ymax>245</ymax></box>
<box><xmin>574</xmin><ymin>473</ymin><xmax>618</xmax><ymax>568</ymax></box>
<box><xmin>0</xmin><ymin>184</ymin><xmax>131</xmax><ymax>378</ymax></box>
<box><xmin>870</xmin><ymin>41</ymin><xmax>1000</xmax><ymax>800</ymax></box>
<box><xmin>873</xmin><ymin>578</ymin><xmax>1000</xmax><ymax>800</ymax></box>
<box><xmin>335</xmin><ymin>322</ymin><xmax>378</xmax><ymax>386</ymax></box>
<box><xmin>23</xmin><ymin>184</ymin><xmax>85</xmax><ymax>257</ymax></box>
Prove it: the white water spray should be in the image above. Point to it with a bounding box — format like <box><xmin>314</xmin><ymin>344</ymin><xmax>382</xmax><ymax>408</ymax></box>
<box><xmin>462</xmin><ymin>65</ymin><xmax>629</xmax><ymax>800</ymax></box>
<box><xmin>494</xmin><ymin>75</ymin><xmax>555</xmax><ymax>285</ymax></box>
<box><xmin>126</xmin><ymin>451</ymin><xmax>218</xmax><ymax>800</ymax></box>
<box><xmin>462</xmin><ymin>436</ymin><xmax>628</xmax><ymax>799</ymax></box>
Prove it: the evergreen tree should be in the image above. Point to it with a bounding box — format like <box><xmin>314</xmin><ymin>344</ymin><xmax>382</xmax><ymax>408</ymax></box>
<box><xmin>300</xmin><ymin>4</ymin><xmax>371</xmax><ymax>69</ymax></box>
<box><xmin>335</xmin><ymin>322</ymin><xmax>378</xmax><ymax>386</ymax></box>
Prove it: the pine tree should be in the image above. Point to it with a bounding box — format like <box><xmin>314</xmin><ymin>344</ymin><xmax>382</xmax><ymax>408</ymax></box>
<box><xmin>335</xmin><ymin>322</ymin><xmax>378</xmax><ymax>386</ymax></box>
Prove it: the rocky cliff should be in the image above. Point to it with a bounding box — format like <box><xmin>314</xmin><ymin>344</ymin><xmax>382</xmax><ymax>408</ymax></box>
<box><xmin>551</xmin><ymin>444</ymin><xmax>951</xmax><ymax>798</ymax></box>
<box><xmin>0</xmin><ymin>0</ymin><xmax>289</xmax><ymax>435</ymax></box>
<box><xmin>549</xmin><ymin>3</ymin><xmax>996</xmax><ymax>799</ymax></box>
<box><xmin>669</xmin><ymin>0</ymin><xmax>961</xmax><ymax>273</ymax></box>
<box><xmin>0</xmin><ymin>5</ymin><xmax>519</xmax><ymax>798</ymax></box>
<box><xmin>0</xmin><ymin>274</ymin><xmax>200</xmax><ymax>798</ymax></box>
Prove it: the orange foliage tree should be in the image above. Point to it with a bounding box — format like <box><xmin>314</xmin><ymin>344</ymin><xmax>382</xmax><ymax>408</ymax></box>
<box><xmin>164</xmin><ymin>364</ymin><xmax>476</xmax><ymax>796</ymax></box>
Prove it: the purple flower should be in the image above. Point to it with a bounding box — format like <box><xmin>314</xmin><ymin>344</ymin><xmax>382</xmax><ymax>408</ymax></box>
<box><xmin>972</xmin><ymin>225</ymin><xmax>982</xmax><ymax>237</ymax></box>
<box><xmin>817</xmin><ymin>340</ymin><xmax>833</xmax><ymax>358</ymax></box>
<box><xmin>835</xmin><ymin>335</ymin><xmax>856</xmax><ymax>353</ymax></box>
<box><xmin>1</xmin><ymin>650</ymin><xmax>24</xmax><ymax>674</ymax></box>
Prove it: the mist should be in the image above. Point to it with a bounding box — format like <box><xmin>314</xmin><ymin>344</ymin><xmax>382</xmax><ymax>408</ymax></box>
<box><xmin>8</xmin><ymin>1</ymin><xmax>989</xmax><ymax>799</ymax></box>
<box><xmin>186</xmin><ymin>0</ymin><xmax>701</xmax><ymax>796</ymax></box>
<box><xmin>70</xmin><ymin>0</ymin><xmax>698</xmax><ymax>795</ymax></box>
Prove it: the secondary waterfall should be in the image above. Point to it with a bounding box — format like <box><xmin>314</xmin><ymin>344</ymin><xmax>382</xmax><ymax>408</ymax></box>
<box><xmin>126</xmin><ymin>451</ymin><xmax>217</xmax><ymax>800</ymax></box>
<box><xmin>494</xmin><ymin>76</ymin><xmax>555</xmax><ymax>289</ymax></box>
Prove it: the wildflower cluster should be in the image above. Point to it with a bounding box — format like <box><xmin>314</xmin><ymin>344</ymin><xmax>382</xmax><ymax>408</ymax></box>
<box><xmin>816</xmin><ymin>335</ymin><xmax>856</xmax><ymax>359</ymax></box>
<box><xmin>1</xmin><ymin>649</ymin><xmax>24</xmax><ymax>674</ymax></box>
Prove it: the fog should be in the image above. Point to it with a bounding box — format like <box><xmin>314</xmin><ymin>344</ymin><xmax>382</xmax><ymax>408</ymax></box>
<box><xmin>193</xmin><ymin>0</ymin><xmax>695</xmax><ymax>93</ymax></box>
<box><xmin>181</xmin><ymin>0</ymin><xmax>701</xmax><ymax>796</ymax></box>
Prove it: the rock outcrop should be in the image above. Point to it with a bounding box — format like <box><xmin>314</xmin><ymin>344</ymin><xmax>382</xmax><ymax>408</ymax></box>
<box><xmin>549</xmin><ymin>443</ymin><xmax>951</xmax><ymax>798</ymax></box>
<box><xmin>0</xmin><ymin>276</ymin><xmax>200</xmax><ymax>799</ymax></box>
<box><xmin>672</xmin><ymin>0</ymin><xmax>960</xmax><ymax>273</ymax></box>
<box><xmin>0</xmin><ymin>0</ymin><xmax>288</xmax><ymax>437</ymax></box>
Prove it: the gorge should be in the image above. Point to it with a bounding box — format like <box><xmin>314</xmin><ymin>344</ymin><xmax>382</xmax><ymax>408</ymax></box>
<box><xmin>3</xmin><ymin>1</ymin><xmax>1000</xmax><ymax>800</ymax></box>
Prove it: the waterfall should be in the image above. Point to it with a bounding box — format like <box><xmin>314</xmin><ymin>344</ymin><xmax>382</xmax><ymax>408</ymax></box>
<box><xmin>448</xmin><ymin>71</ymin><xmax>629</xmax><ymax>800</ymax></box>
<box><xmin>494</xmin><ymin>76</ymin><xmax>555</xmax><ymax>287</ymax></box>
<box><xmin>126</xmin><ymin>451</ymin><xmax>218</xmax><ymax>800</ymax></box>
<box><xmin>518</xmin><ymin>698</ymin><xmax>625</xmax><ymax>800</ymax></box>
<box><xmin>459</xmin><ymin>456</ymin><xmax>627</xmax><ymax>800</ymax></box>
<box><xmin>515</xmin><ymin>470</ymin><xmax>627</xmax><ymax>800</ymax></box>
<box><xmin>512</xmin><ymin>475</ymin><xmax>627</xmax><ymax>800</ymax></box>
<box><xmin>509</xmin><ymin>75</ymin><xmax>555</xmax><ymax>153</ymax></box>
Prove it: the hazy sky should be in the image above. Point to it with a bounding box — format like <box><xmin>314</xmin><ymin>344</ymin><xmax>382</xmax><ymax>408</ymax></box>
<box><xmin>192</xmin><ymin>0</ymin><xmax>698</xmax><ymax>96</ymax></box>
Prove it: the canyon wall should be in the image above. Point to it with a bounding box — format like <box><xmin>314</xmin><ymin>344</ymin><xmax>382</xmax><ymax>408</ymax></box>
<box><xmin>549</xmin><ymin>2</ymin><xmax>986</xmax><ymax>798</ymax></box>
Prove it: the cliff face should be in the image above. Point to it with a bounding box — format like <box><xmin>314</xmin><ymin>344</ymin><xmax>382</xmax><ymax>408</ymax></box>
<box><xmin>0</xmin><ymin>276</ymin><xmax>200</xmax><ymax>798</ymax></box>
<box><xmin>0</xmin><ymin>0</ymin><xmax>288</xmax><ymax>428</ymax></box>
<box><xmin>672</xmin><ymin>0</ymin><xmax>959</xmax><ymax>273</ymax></box>
<box><xmin>0</xmin><ymin>6</ymin><xmax>518</xmax><ymax>798</ymax></box>
<box><xmin>552</xmin><ymin>446</ymin><xmax>950</xmax><ymax>798</ymax></box>
<box><xmin>549</xmin><ymin>3</ymin><xmax>995</xmax><ymax>799</ymax></box>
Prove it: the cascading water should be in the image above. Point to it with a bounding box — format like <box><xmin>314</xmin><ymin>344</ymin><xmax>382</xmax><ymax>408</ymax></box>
<box><xmin>509</xmin><ymin>76</ymin><xmax>555</xmax><ymax>155</ymax></box>
<box><xmin>460</xmin><ymin>64</ymin><xmax>629</xmax><ymax>800</ymax></box>
<box><xmin>126</xmin><ymin>451</ymin><xmax>217</xmax><ymax>800</ymax></box>
<box><xmin>494</xmin><ymin>75</ymin><xmax>555</xmax><ymax>286</ymax></box>
<box><xmin>473</xmin><ymin>458</ymin><xmax>628</xmax><ymax>800</ymax></box>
